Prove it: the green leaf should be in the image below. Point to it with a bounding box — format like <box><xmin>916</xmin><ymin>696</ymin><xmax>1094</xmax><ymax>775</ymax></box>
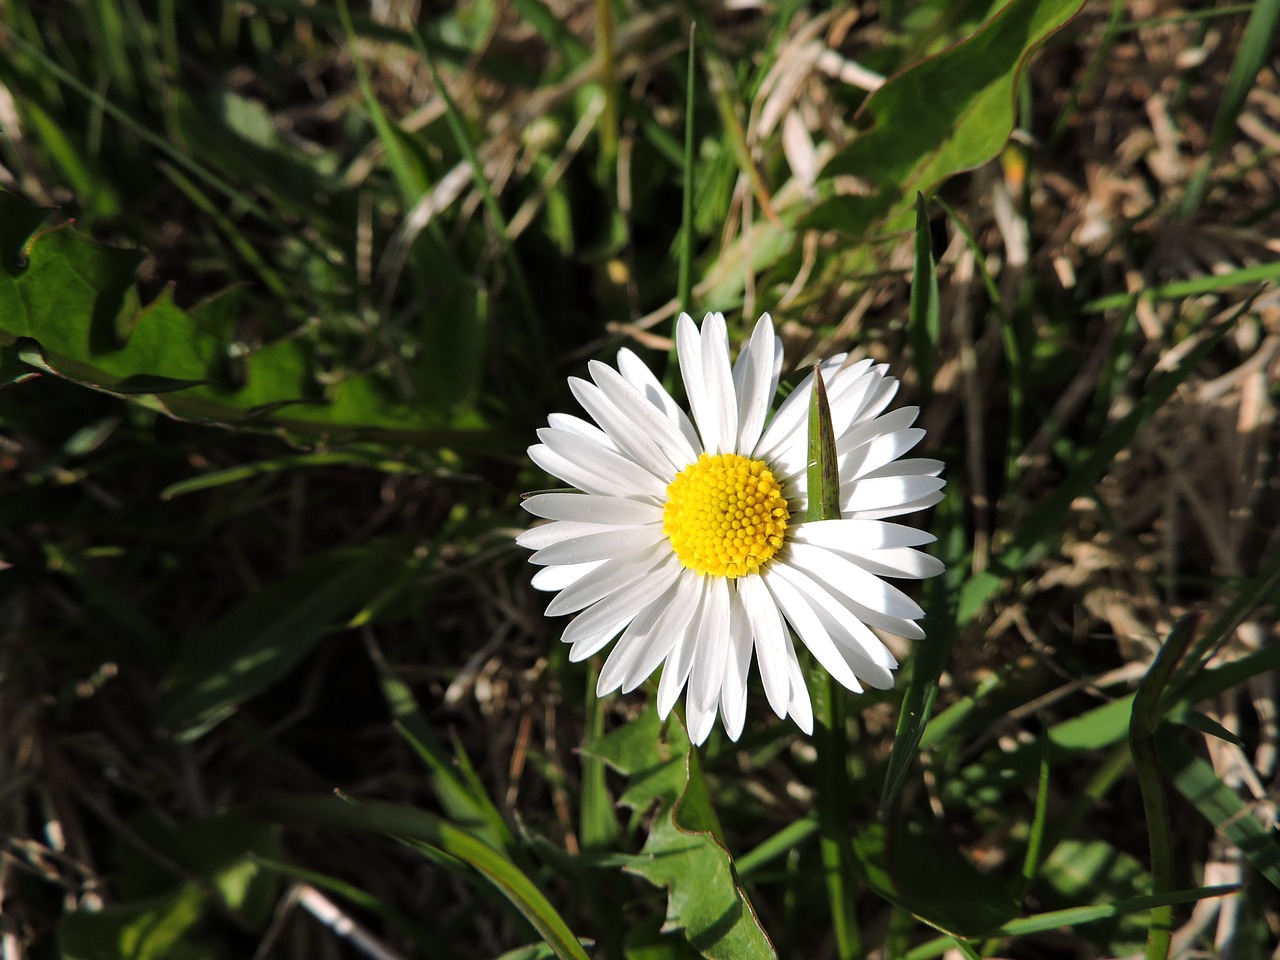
<box><xmin>584</xmin><ymin>708</ymin><xmax>777</xmax><ymax>959</ymax></box>
<box><xmin>854</xmin><ymin>819</ymin><xmax>1018</xmax><ymax>940</ymax></box>
<box><xmin>115</xmin><ymin>812</ymin><xmax>280</xmax><ymax>928</ymax></box>
<box><xmin>809</xmin><ymin>0</ymin><xmax>1086</xmax><ymax>237</ymax></box>
<box><xmin>158</xmin><ymin>540</ymin><xmax>409</xmax><ymax>739</ymax></box>
<box><xmin>0</xmin><ymin>191</ymin><xmax>492</xmax><ymax>442</ymax></box>
<box><xmin>1163</xmin><ymin>734</ymin><xmax>1280</xmax><ymax>891</ymax></box>
<box><xmin>908</xmin><ymin>193</ymin><xmax>940</xmax><ymax>391</ymax></box>
<box><xmin>257</xmin><ymin>794</ymin><xmax>591</xmax><ymax>960</ymax></box>
<box><xmin>958</xmin><ymin>308</ymin><xmax>1243</xmax><ymax>624</ymax></box>
<box><xmin>59</xmin><ymin>886</ymin><xmax>209</xmax><ymax>960</ymax></box>
<box><xmin>804</xmin><ymin>366</ymin><xmax>839</xmax><ymax>523</ymax></box>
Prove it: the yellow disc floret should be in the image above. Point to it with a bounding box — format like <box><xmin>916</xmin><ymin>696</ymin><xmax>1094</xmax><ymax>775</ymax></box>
<box><xmin>663</xmin><ymin>453</ymin><xmax>790</xmax><ymax>578</ymax></box>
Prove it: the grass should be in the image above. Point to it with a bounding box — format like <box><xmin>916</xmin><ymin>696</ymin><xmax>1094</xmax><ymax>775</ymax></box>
<box><xmin>1</xmin><ymin>1</ymin><xmax>1279</xmax><ymax>958</ymax></box>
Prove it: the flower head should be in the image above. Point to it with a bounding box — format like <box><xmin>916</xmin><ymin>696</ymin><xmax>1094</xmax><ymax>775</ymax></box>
<box><xmin>518</xmin><ymin>313</ymin><xmax>945</xmax><ymax>744</ymax></box>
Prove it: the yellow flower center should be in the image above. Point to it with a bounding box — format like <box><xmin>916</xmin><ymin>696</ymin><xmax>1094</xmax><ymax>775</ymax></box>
<box><xmin>662</xmin><ymin>453</ymin><xmax>790</xmax><ymax>578</ymax></box>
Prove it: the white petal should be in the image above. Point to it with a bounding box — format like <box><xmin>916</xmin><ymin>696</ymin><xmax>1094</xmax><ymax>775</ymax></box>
<box><xmin>844</xmin><ymin>371</ymin><xmax>899</xmax><ymax>428</ymax></box>
<box><xmin>861</xmin><ymin>457</ymin><xmax>945</xmax><ymax>479</ymax></box>
<box><xmin>538</xmin><ymin>428</ymin><xmax>668</xmax><ymax>500</ymax></box>
<box><xmin>688</xmin><ymin>697</ymin><xmax>718</xmax><ymax>746</ymax></box>
<box><xmin>847</xmin><ymin>546</ymin><xmax>946</xmax><ymax>580</ymax></box>
<box><xmin>769</xmin><ymin>559</ymin><xmax>897</xmax><ymax>686</ymax></box>
<box><xmin>616</xmin><ymin>347</ymin><xmax>701</xmax><ymax>451</ymax></box>
<box><xmin>517</xmin><ymin>519</ymin><xmax>613</xmax><ymax>551</ymax></box>
<box><xmin>762</xmin><ymin>567</ymin><xmax>863</xmax><ymax>693</ymax></box>
<box><xmin>837</xmin><ymin>406</ymin><xmax>919</xmax><ymax>456</ymax></box>
<box><xmin>698</xmin><ymin>313</ymin><xmax>738</xmax><ymax>454</ymax></box>
<box><xmin>842</xmin><ymin>426</ymin><xmax>925</xmax><ymax>481</ymax></box>
<box><xmin>530</xmin><ymin>561</ymin><xmax>602</xmax><ymax>592</ymax></box>
<box><xmin>545</xmin><ymin>542</ymin><xmax>667</xmax><ymax>616</ymax></box>
<box><xmin>827</xmin><ymin>364</ymin><xmax>889</xmax><ymax>432</ymax></box>
<box><xmin>791</xmin><ymin>518</ymin><xmax>937</xmax><ymax>551</ymax></box>
<box><xmin>589</xmin><ymin>360</ymin><xmax>698</xmax><ymax>470</ymax></box>
<box><xmin>784</xmin><ymin>633</ymin><xmax>814</xmax><ymax>734</ymax></box>
<box><xmin>753</xmin><ymin>354</ymin><xmax>849</xmax><ymax>459</ymax></box>
<box><xmin>851</xmin><ymin>494</ymin><xmax>944</xmax><ymax>520</ymax></box>
<box><xmin>688</xmin><ymin>576</ymin><xmax>730</xmax><ymax>713</ymax></box>
<box><xmin>676</xmin><ymin>313</ymin><xmax>712</xmax><ymax>452</ymax></box>
<box><xmin>529</xmin><ymin>443</ymin><xmax>645</xmax><ymax>499</ymax></box>
<box><xmin>530</xmin><ymin>525</ymin><xmax>662</xmax><ymax>566</ymax></box>
<box><xmin>785</xmin><ymin>540</ymin><xmax>924</xmax><ymax>620</ymax></box>
<box><xmin>617</xmin><ymin>570</ymin><xmax>703</xmax><ymax>693</ymax></box>
<box><xmin>842</xmin><ymin>475</ymin><xmax>946</xmax><ymax>515</ymax></box>
<box><xmin>547</xmin><ymin>412</ymin><xmax>615</xmax><ymax>449</ymax></box>
<box><xmin>719</xmin><ymin>592</ymin><xmax>753</xmax><ymax>741</ymax></box>
<box><xmin>734</xmin><ymin>314</ymin><xmax>777</xmax><ymax>454</ymax></box>
<box><xmin>737</xmin><ymin>574</ymin><xmax>790</xmax><ymax>718</ymax></box>
<box><xmin>569</xmin><ymin>377</ymin><xmax>680</xmax><ymax>478</ymax></box>
<box><xmin>522</xmin><ymin>493</ymin><xmax>663</xmax><ymax>525</ymax></box>
<box><xmin>596</xmin><ymin>576</ymin><xmax>680</xmax><ymax>694</ymax></box>
<box><xmin>657</xmin><ymin>576</ymin><xmax>708</xmax><ymax>717</ymax></box>
<box><xmin>562</xmin><ymin>557</ymin><xmax>682</xmax><ymax>659</ymax></box>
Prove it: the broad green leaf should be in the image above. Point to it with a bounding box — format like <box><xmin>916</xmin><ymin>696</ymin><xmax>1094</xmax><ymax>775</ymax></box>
<box><xmin>158</xmin><ymin>540</ymin><xmax>410</xmax><ymax>739</ymax></box>
<box><xmin>854</xmin><ymin>819</ymin><xmax>1018</xmax><ymax>939</ymax></box>
<box><xmin>0</xmin><ymin>191</ymin><xmax>492</xmax><ymax>442</ymax></box>
<box><xmin>258</xmin><ymin>795</ymin><xmax>591</xmax><ymax>960</ymax></box>
<box><xmin>809</xmin><ymin>0</ymin><xmax>1086</xmax><ymax>236</ymax></box>
<box><xmin>583</xmin><ymin>709</ymin><xmax>777</xmax><ymax>959</ymax></box>
<box><xmin>1164</xmin><ymin>734</ymin><xmax>1280</xmax><ymax>891</ymax></box>
<box><xmin>115</xmin><ymin>812</ymin><xmax>280</xmax><ymax>929</ymax></box>
<box><xmin>1038</xmin><ymin>839</ymin><xmax>1148</xmax><ymax>954</ymax></box>
<box><xmin>59</xmin><ymin>886</ymin><xmax>209</xmax><ymax>960</ymax></box>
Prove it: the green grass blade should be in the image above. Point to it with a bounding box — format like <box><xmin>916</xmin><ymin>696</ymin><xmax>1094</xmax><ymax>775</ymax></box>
<box><xmin>805</xmin><ymin>365</ymin><xmax>858</xmax><ymax>957</ymax></box>
<box><xmin>1181</xmin><ymin>0</ymin><xmax>1280</xmax><ymax>213</ymax></box>
<box><xmin>958</xmin><ymin>306</ymin><xmax>1243</xmax><ymax>623</ymax></box>
<box><xmin>1164</xmin><ymin>735</ymin><xmax>1280</xmax><ymax>891</ymax></box>
<box><xmin>409</xmin><ymin>28</ymin><xmax>543</xmax><ymax>368</ymax></box>
<box><xmin>258</xmin><ymin>795</ymin><xmax>592</xmax><ymax>960</ymax></box>
<box><xmin>909</xmin><ymin>193</ymin><xmax>940</xmax><ymax>393</ymax></box>
<box><xmin>678</xmin><ymin>23</ymin><xmax>696</xmax><ymax>319</ymax></box>
<box><xmin>1128</xmin><ymin>614</ymin><xmax>1198</xmax><ymax>960</ymax></box>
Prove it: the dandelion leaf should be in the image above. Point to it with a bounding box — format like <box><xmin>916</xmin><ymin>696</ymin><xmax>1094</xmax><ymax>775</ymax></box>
<box><xmin>0</xmin><ymin>190</ymin><xmax>486</xmax><ymax>440</ymax></box>
<box><xmin>584</xmin><ymin>709</ymin><xmax>777</xmax><ymax>960</ymax></box>
<box><xmin>808</xmin><ymin>0</ymin><xmax>1086</xmax><ymax>237</ymax></box>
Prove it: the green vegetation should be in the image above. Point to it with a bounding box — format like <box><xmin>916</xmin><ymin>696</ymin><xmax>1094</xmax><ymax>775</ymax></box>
<box><xmin>2</xmin><ymin>1</ymin><xmax>1278</xmax><ymax>957</ymax></box>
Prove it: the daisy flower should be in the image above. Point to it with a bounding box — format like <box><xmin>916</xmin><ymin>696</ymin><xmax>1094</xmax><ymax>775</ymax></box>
<box><xmin>517</xmin><ymin>313</ymin><xmax>945</xmax><ymax>745</ymax></box>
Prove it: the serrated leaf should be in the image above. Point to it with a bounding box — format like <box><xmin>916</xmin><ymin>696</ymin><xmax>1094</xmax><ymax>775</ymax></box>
<box><xmin>0</xmin><ymin>190</ymin><xmax>493</xmax><ymax>442</ymax></box>
<box><xmin>808</xmin><ymin>0</ymin><xmax>1086</xmax><ymax>237</ymax></box>
<box><xmin>584</xmin><ymin>709</ymin><xmax>777</xmax><ymax>959</ymax></box>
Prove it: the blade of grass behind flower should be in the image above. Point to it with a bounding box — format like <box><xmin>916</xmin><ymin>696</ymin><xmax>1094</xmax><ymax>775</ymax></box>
<box><xmin>677</xmin><ymin>23</ymin><xmax>696</xmax><ymax>321</ymax></box>
<box><xmin>805</xmin><ymin>367</ymin><xmax>860</xmax><ymax>958</ymax></box>
<box><xmin>878</xmin><ymin>483</ymin><xmax>962</xmax><ymax>816</ymax></box>
<box><xmin>909</xmin><ymin>193</ymin><xmax>940</xmax><ymax>394</ymax></box>
<box><xmin>362</xmin><ymin>623</ymin><xmax>522</xmax><ymax>861</ymax></box>
<box><xmin>958</xmin><ymin>305</ymin><xmax>1243</xmax><ymax>624</ymax></box>
<box><xmin>1130</xmin><ymin>613</ymin><xmax>1192</xmax><ymax>959</ymax></box>
<box><xmin>1180</xmin><ymin>0</ymin><xmax>1280</xmax><ymax>214</ymax></box>
<box><xmin>259</xmin><ymin>794</ymin><xmax>592</xmax><ymax>960</ymax></box>
<box><xmin>410</xmin><ymin>28</ymin><xmax>543</xmax><ymax>367</ymax></box>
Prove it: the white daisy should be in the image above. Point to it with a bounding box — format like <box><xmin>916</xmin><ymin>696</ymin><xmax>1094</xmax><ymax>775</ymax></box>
<box><xmin>517</xmin><ymin>312</ymin><xmax>945</xmax><ymax>745</ymax></box>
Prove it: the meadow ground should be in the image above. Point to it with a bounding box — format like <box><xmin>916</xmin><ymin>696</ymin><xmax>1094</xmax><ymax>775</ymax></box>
<box><xmin>1</xmin><ymin>1</ymin><xmax>1279</xmax><ymax>958</ymax></box>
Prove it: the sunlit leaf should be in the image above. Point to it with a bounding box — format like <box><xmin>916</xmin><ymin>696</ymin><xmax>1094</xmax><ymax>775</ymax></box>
<box><xmin>583</xmin><ymin>709</ymin><xmax>777</xmax><ymax>959</ymax></box>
